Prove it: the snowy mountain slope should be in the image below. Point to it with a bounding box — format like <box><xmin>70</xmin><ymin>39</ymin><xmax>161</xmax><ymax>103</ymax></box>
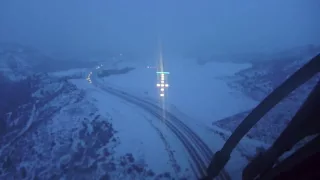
<box><xmin>0</xmin><ymin>43</ymin><xmax>104</xmax><ymax>75</ymax></box>
<box><xmin>72</xmin><ymin>79</ymin><xmax>194</xmax><ymax>180</ymax></box>
<box><xmin>213</xmin><ymin>45</ymin><xmax>320</xmax><ymax>144</ymax></box>
<box><xmin>6</xmin><ymin>43</ymin><xmax>317</xmax><ymax>179</ymax></box>
<box><xmin>0</xmin><ymin>43</ymin><xmax>54</xmax><ymax>80</ymax></box>
<box><xmin>1</xmin><ymin>46</ymin><xmax>190</xmax><ymax>180</ymax></box>
<box><xmin>0</xmin><ymin>72</ymin><xmax>89</xmax><ymax>179</ymax></box>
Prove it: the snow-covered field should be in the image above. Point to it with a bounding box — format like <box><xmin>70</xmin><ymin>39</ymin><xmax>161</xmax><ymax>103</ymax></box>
<box><xmin>84</xmin><ymin>57</ymin><xmax>267</xmax><ymax>179</ymax></box>
<box><xmin>2</xmin><ymin>43</ymin><xmax>318</xmax><ymax>179</ymax></box>
<box><xmin>99</xmin><ymin>57</ymin><xmax>259</xmax><ymax>127</ymax></box>
<box><xmin>71</xmin><ymin>79</ymin><xmax>194</xmax><ymax>179</ymax></box>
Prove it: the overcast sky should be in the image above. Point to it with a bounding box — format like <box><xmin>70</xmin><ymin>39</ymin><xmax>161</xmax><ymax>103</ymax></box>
<box><xmin>0</xmin><ymin>0</ymin><xmax>319</xmax><ymax>58</ymax></box>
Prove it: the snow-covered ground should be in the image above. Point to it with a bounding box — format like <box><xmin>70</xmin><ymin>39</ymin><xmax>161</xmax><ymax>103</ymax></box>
<box><xmin>98</xmin><ymin>57</ymin><xmax>259</xmax><ymax>128</ymax></box>
<box><xmin>71</xmin><ymin>79</ymin><xmax>194</xmax><ymax>179</ymax></box>
<box><xmin>50</xmin><ymin>68</ymin><xmax>88</xmax><ymax>79</ymax></box>
<box><xmin>87</xmin><ymin>51</ymin><xmax>320</xmax><ymax>179</ymax></box>
<box><xmin>213</xmin><ymin>48</ymin><xmax>320</xmax><ymax>144</ymax></box>
<box><xmin>86</xmin><ymin>57</ymin><xmax>267</xmax><ymax>179</ymax></box>
<box><xmin>3</xmin><ymin>43</ymin><xmax>317</xmax><ymax>179</ymax></box>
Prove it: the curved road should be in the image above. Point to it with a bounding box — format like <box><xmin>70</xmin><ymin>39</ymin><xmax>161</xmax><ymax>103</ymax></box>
<box><xmin>91</xmin><ymin>72</ymin><xmax>230</xmax><ymax>180</ymax></box>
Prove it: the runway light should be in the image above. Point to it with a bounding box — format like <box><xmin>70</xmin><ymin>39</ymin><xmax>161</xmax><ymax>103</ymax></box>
<box><xmin>161</xmin><ymin>84</ymin><xmax>164</xmax><ymax>87</ymax></box>
<box><xmin>160</xmin><ymin>93</ymin><xmax>164</xmax><ymax>97</ymax></box>
<box><xmin>161</xmin><ymin>77</ymin><xmax>164</xmax><ymax>81</ymax></box>
<box><xmin>156</xmin><ymin>72</ymin><xmax>170</xmax><ymax>74</ymax></box>
<box><xmin>160</xmin><ymin>88</ymin><xmax>164</xmax><ymax>91</ymax></box>
<box><xmin>165</xmin><ymin>84</ymin><xmax>169</xmax><ymax>87</ymax></box>
<box><xmin>161</xmin><ymin>81</ymin><xmax>164</xmax><ymax>83</ymax></box>
<box><xmin>156</xmin><ymin>84</ymin><xmax>160</xmax><ymax>87</ymax></box>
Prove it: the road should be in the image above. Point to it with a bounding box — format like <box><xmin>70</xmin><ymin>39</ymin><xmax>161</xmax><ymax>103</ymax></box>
<box><xmin>91</xmin><ymin>72</ymin><xmax>231</xmax><ymax>180</ymax></box>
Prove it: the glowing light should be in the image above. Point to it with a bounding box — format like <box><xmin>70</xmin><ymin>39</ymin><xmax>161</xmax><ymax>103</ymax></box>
<box><xmin>165</xmin><ymin>84</ymin><xmax>169</xmax><ymax>87</ymax></box>
<box><xmin>160</xmin><ymin>88</ymin><xmax>164</xmax><ymax>91</ymax></box>
<box><xmin>156</xmin><ymin>84</ymin><xmax>160</xmax><ymax>87</ymax></box>
<box><xmin>160</xmin><ymin>93</ymin><xmax>164</xmax><ymax>97</ymax></box>
<box><xmin>161</xmin><ymin>81</ymin><xmax>164</xmax><ymax>83</ymax></box>
<box><xmin>161</xmin><ymin>84</ymin><xmax>164</xmax><ymax>87</ymax></box>
<box><xmin>161</xmin><ymin>77</ymin><xmax>164</xmax><ymax>81</ymax></box>
<box><xmin>156</xmin><ymin>72</ymin><xmax>170</xmax><ymax>74</ymax></box>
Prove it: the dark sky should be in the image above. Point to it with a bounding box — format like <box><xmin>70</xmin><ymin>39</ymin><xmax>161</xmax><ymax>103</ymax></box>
<box><xmin>0</xmin><ymin>0</ymin><xmax>319</xmax><ymax>58</ymax></box>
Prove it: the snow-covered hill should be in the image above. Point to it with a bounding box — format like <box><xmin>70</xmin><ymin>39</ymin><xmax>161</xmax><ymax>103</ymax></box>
<box><xmin>0</xmin><ymin>43</ymin><xmax>105</xmax><ymax>76</ymax></box>
<box><xmin>0</xmin><ymin>45</ymin><xmax>176</xmax><ymax>179</ymax></box>
<box><xmin>2</xmin><ymin>43</ymin><xmax>318</xmax><ymax>179</ymax></box>
<box><xmin>213</xmin><ymin>45</ymin><xmax>320</xmax><ymax>144</ymax></box>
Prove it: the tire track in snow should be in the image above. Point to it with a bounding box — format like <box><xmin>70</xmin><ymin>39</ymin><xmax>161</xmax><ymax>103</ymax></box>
<box><xmin>136</xmin><ymin>100</ymin><xmax>230</xmax><ymax>180</ymax></box>
<box><xmin>108</xmin><ymin>87</ymin><xmax>231</xmax><ymax>180</ymax></box>
<box><xmin>143</xmin><ymin>115</ymin><xmax>185</xmax><ymax>177</ymax></box>
<box><xmin>147</xmin><ymin>109</ymin><xmax>208</xmax><ymax>178</ymax></box>
<box><xmin>97</xmin><ymin>86</ymin><xmax>206</xmax><ymax>178</ymax></box>
<box><xmin>168</xmin><ymin>114</ymin><xmax>231</xmax><ymax>180</ymax></box>
<box><xmin>93</xmin><ymin>77</ymin><xmax>230</xmax><ymax>179</ymax></box>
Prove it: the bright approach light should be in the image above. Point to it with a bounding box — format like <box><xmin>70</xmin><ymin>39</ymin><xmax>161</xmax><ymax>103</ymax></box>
<box><xmin>156</xmin><ymin>72</ymin><xmax>170</xmax><ymax>74</ymax></box>
<box><xmin>156</xmin><ymin>67</ymin><xmax>169</xmax><ymax>97</ymax></box>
